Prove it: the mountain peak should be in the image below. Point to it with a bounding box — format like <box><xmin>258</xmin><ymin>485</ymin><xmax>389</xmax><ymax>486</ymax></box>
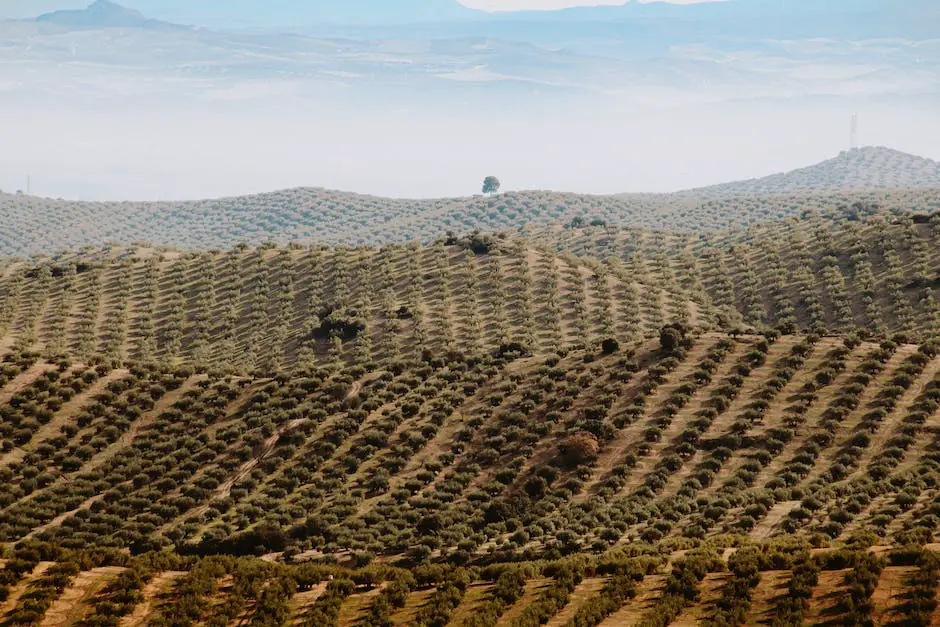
<box><xmin>35</xmin><ymin>0</ymin><xmax>173</xmax><ymax>29</ymax></box>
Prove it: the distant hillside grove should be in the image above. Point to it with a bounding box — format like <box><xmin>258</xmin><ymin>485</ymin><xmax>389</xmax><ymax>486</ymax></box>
<box><xmin>0</xmin><ymin>238</ymin><xmax>708</xmax><ymax>373</ymax></box>
<box><xmin>0</xmin><ymin>147</ymin><xmax>938</xmax><ymax>256</ymax></box>
<box><xmin>685</xmin><ymin>146</ymin><xmax>940</xmax><ymax>197</ymax></box>
<box><xmin>0</xmin><ymin>208</ymin><xmax>935</xmax><ymax>372</ymax></box>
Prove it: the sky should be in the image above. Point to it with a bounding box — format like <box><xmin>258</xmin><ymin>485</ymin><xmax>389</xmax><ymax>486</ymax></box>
<box><xmin>462</xmin><ymin>0</ymin><xmax>713</xmax><ymax>9</ymax></box>
<box><xmin>0</xmin><ymin>0</ymin><xmax>716</xmax><ymax>20</ymax></box>
<box><xmin>2</xmin><ymin>0</ymin><xmax>935</xmax><ymax>201</ymax></box>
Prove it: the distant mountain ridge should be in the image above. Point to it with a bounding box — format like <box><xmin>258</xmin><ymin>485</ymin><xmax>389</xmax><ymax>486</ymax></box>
<box><xmin>29</xmin><ymin>0</ymin><xmax>477</xmax><ymax>29</ymax></box>
<box><xmin>95</xmin><ymin>0</ymin><xmax>480</xmax><ymax>28</ymax></box>
<box><xmin>685</xmin><ymin>147</ymin><xmax>940</xmax><ymax>197</ymax></box>
<box><xmin>21</xmin><ymin>0</ymin><xmax>940</xmax><ymax>31</ymax></box>
<box><xmin>35</xmin><ymin>0</ymin><xmax>183</xmax><ymax>29</ymax></box>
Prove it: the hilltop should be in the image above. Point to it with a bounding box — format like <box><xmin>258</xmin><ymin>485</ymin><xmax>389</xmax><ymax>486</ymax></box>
<box><xmin>687</xmin><ymin>147</ymin><xmax>940</xmax><ymax>197</ymax></box>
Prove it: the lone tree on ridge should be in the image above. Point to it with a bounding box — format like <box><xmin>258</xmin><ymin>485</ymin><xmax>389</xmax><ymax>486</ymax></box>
<box><xmin>482</xmin><ymin>176</ymin><xmax>501</xmax><ymax>195</ymax></box>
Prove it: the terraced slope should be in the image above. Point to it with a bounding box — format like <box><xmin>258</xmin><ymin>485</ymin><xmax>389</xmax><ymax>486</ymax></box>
<box><xmin>532</xmin><ymin>208</ymin><xmax>940</xmax><ymax>337</ymax></box>
<box><xmin>0</xmin><ymin>242</ymin><xmax>714</xmax><ymax>371</ymax></box>
<box><xmin>2</xmin><ymin>175</ymin><xmax>939</xmax><ymax>255</ymax></box>
<box><xmin>0</xmin><ymin>330</ymin><xmax>935</xmax><ymax>563</ymax></box>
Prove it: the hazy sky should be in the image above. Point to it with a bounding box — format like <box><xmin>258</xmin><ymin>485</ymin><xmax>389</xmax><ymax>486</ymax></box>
<box><xmin>0</xmin><ymin>0</ymin><xmax>716</xmax><ymax>19</ymax></box>
<box><xmin>462</xmin><ymin>0</ymin><xmax>714</xmax><ymax>9</ymax></box>
<box><xmin>2</xmin><ymin>0</ymin><xmax>934</xmax><ymax>202</ymax></box>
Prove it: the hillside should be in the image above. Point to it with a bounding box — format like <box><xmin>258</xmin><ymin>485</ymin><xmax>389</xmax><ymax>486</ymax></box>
<box><xmin>530</xmin><ymin>208</ymin><xmax>940</xmax><ymax>339</ymax></box>
<box><xmin>0</xmin><ymin>543</ymin><xmax>936</xmax><ymax>626</ymax></box>
<box><xmin>2</xmin><ymin>182</ymin><xmax>939</xmax><ymax>256</ymax></box>
<box><xmin>0</xmin><ymin>240</ymin><xmax>714</xmax><ymax>372</ymax></box>
<box><xmin>0</xmin><ymin>211</ymin><xmax>935</xmax><ymax>625</ymax></box>
<box><xmin>0</xmin><ymin>328</ymin><xmax>936</xmax><ymax>622</ymax></box>
<box><xmin>687</xmin><ymin>147</ymin><xmax>940</xmax><ymax>197</ymax></box>
<box><xmin>0</xmin><ymin>205</ymin><xmax>938</xmax><ymax>375</ymax></box>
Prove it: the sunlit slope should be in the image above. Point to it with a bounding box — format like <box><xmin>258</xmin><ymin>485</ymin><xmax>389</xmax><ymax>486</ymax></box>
<box><xmin>531</xmin><ymin>209</ymin><xmax>940</xmax><ymax>338</ymax></box>
<box><xmin>0</xmin><ymin>241</ymin><xmax>714</xmax><ymax>371</ymax></box>
<box><xmin>0</xmin><ymin>331</ymin><xmax>935</xmax><ymax>561</ymax></box>
<box><xmin>0</xmin><ymin>544</ymin><xmax>936</xmax><ymax>626</ymax></box>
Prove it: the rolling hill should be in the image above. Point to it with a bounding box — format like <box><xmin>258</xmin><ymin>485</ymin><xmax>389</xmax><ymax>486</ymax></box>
<box><xmin>531</xmin><ymin>207</ymin><xmax>940</xmax><ymax>339</ymax></box>
<box><xmin>686</xmin><ymin>147</ymin><xmax>940</xmax><ymax>197</ymax></box>
<box><xmin>0</xmin><ymin>540</ymin><xmax>937</xmax><ymax>626</ymax></box>
<box><xmin>0</xmin><ymin>202</ymin><xmax>938</xmax><ymax>374</ymax></box>
<box><xmin>2</xmin><ymin>149</ymin><xmax>939</xmax><ymax>256</ymax></box>
<box><xmin>33</xmin><ymin>0</ymin><xmax>480</xmax><ymax>29</ymax></box>
<box><xmin>0</xmin><ymin>327</ymin><xmax>935</xmax><ymax>624</ymax></box>
<box><xmin>2</xmin><ymin>3</ymin><xmax>939</xmax><ymax>624</ymax></box>
<box><xmin>0</xmin><ymin>240</ymin><xmax>715</xmax><ymax>372</ymax></box>
<box><xmin>0</xmin><ymin>232</ymin><xmax>934</xmax><ymax>624</ymax></box>
<box><xmin>1</xmin><ymin>144</ymin><xmax>939</xmax><ymax>622</ymax></box>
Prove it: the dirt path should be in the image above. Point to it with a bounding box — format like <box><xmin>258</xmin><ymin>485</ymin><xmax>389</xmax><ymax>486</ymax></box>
<box><xmin>597</xmin><ymin>574</ymin><xmax>664</xmax><ymax>627</ymax></box>
<box><xmin>648</xmin><ymin>338</ymin><xmax>772</xmax><ymax>497</ymax></box>
<box><xmin>798</xmin><ymin>345</ymin><xmax>927</xmax><ymax>487</ymax></box>
<box><xmin>731</xmin><ymin>339</ymin><xmax>850</xmax><ymax>491</ymax></box>
<box><xmin>355</xmin><ymin>362</ymin><xmax>523</xmax><ymax>518</ymax></box>
<box><xmin>544</xmin><ymin>577</ymin><xmax>607</xmax><ymax>627</ymax></box>
<box><xmin>749</xmin><ymin>501</ymin><xmax>800</xmax><ymax>540</ymax></box>
<box><xmin>39</xmin><ymin>566</ymin><xmax>125</xmax><ymax>627</ymax></box>
<box><xmin>448</xmin><ymin>582</ymin><xmax>496</xmax><ymax>626</ymax></box>
<box><xmin>0</xmin><ymin>562</ymin><xmax>53</xmax><ymax>619</ymax></box>
<box><xmin>11</xmin><ymin>369</ymin><xmax>130</xmax><ymax>460</ymax></box>
<box><xmin>195</xmin><ymin>409</ymin><xmax>307</xmax><ymax>519</ymax></box>
<box><xmin>88</xmin><ymin>374</ymin><xmax>208</xmax><ymax>471</ymax></box>
<box><xmin>804</xmin><ymin>569</ymin><xmax>848</xmax><ymax>625</ymax></box>
<box><xmin>744</xmin><ymin>570</ymin><xmax>789</xmax><ymax>626</ymax></box>
<box><xmin>20</xmin><ymin>376</ymin><xmax>206</xmax><ymax>539</ymax></box>
<box><xmin>496</xmin><ymin>579</ymin><xmax>553</xmax><ymax>627</ymax></box>
<box><xmin>871</xmin><ymin>566</ymin><xmax>915</xmax><ymax>626</ymax></box>
<box><xmin>581</xmin><ymin>339</ymin><xmax>719</xmax><ymax>500</ymax></box>
<box><xmin>22</xmin><ymin>494</ymin><xmax>106</xmax><ymax>542</ymax></box>
<box><xmin>389</xmin><ymin>588</ymin><xmax>435</xmax><ymax>625</ymax></box>
<box><xmin>0</xmin><ymin>362</ymin><xmax>64</xmax><ymax>467</ymax></box>
<box><xmin>289</xmin><ymin>582</ymin><xmax>328</xmax><ymax>626</ymax></box>
<box><xmin>673</xmin><ymin>572</ymin><xmax>727</xmax><ymax>626</ymax></box>
<box><xmin>121</xmin><ymin>571</ymin><xmax>185</xmax><ymax>627</ymax></box>
<box><xmin>0</xmin><ymin>361</ymin><xmax>56</xmax><ymax>407</ymax></box>
<box><xmin>337</xmin><ymin>584</ymin><xmax>386</xmax><ymax>627</ymax></box>
<box><xmin>839</xmin><ymin>359</ymin><xmax>940</xmax><ymax>484</ymax></box>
